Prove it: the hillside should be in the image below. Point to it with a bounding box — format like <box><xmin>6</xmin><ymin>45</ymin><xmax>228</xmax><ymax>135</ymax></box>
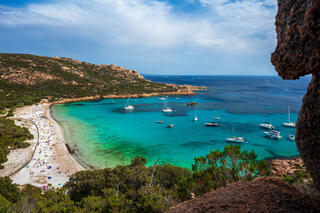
<box><xmin>0</xmin><ymin>53</ymin><xmax>198</xmax><ymax>112</ymax></box>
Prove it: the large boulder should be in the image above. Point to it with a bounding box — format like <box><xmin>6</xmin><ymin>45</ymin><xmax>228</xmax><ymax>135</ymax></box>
<box><xmin>271</xmin><ymin>0</ymin><xmax>320</xmax><ymax>189</ymax></box>
<box><xmin>271</xmin><ymin>0</ymin><xmax>320</xmax><ymax>79</ymax></box>
<box><xmin>296</xmin><ymin>73</ymin><xmax>320</xmax><ymax>189</ymax></box>
<box><xmin>166</xmin><ymin>178</ymin><xmax>320</xmax><ymax>213</ymax></box>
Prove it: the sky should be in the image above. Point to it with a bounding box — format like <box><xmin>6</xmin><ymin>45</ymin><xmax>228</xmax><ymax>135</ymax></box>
<box><xmin>0</xmin><ymin>0</ymin><xmax>278</xmax><ymax>75</ymax></box>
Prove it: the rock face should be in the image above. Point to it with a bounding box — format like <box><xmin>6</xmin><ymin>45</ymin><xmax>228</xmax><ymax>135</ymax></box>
<box><xmin>271</xmin><ymin>0</ymin><xmax>320</xmax><ymax>79</ymax></box>
<box><xmin>167</xmin><ymin>178</ymin><xmax>320</xmax><ymax>213</ymax></box>
<box><xmin>296</xmin><ymin>74</ymin><xmax>320</xmax><ymax>189</ymax></box>
<box><xmin>271</xmin><ymin>0</ymin><xmax>320</xmax><ymax>189</ymax></box>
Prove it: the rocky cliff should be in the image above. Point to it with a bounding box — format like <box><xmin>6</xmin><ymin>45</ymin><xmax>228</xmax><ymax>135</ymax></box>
<box><xmin>271</xmin><ymin>0</ymin><xmax>320</xmax><ymax>189</ymax></box>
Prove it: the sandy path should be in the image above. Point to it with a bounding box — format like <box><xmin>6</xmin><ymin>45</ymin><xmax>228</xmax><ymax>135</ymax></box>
<box><xmin>1</xmin><ymin>103</ymin><xmax>84</xmax><ymax>188</ymax></box>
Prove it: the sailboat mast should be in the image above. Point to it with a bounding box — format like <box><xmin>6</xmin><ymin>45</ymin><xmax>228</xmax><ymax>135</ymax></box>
<box><xmin>231</xmin><ymin>123</ymin><xmax>234</xmax><ymax>136</ymax></box>
<box><xmin>288</xmin><ymin>105</ymin><xmax>291</xmax><ymax>123</ymax></box>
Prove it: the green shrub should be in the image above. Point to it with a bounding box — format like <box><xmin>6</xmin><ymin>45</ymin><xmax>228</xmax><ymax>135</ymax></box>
<box><xmin>176</xmin><ymin>145</ymin><xmax>270</xmax><ymax>199</ymax></box>
<box><xmin>0</xmin><ymin>177</ymin><xmax>20</xmax><ymax>203</ymax></box>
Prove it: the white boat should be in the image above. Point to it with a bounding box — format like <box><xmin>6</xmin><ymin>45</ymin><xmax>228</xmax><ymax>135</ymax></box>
<box><xmin>283</xmin><ymin>106</ymin><xmax>296</xmax><ymax>128</ymax></box>
<box><xmin>264</xmin><ymin>130</ymin><xmax>282</xmax><ymax>140</ymax></box>
<box><xmin>162</xmin><ymin>99</ymin><xmax>172</xmax><ymax>113</ymax></box>
<box><xmin>225</xmin><ymin>124</ymin><xmax>247</xmax><ymax>143</ymax></box>
<box><xmin>260</xmin><ymin>107</ymin><xmax>274</xmax><ymax>129</ymax></box>
<box><xmin>225</xmin><ymin>137</ymin><xmax>247</xmax><ymax>144</ymax></box>
<box><xmin>163</xmin><ymin>107</ymin><xmax>173</xmax><ymax>113</ymax></box>
<box><xmin>167</xmin><ymin>124</ymin><xmax>174</xmax><ymax>128</ymax></box>
<box><xmin>259</xmin><ymin>123</ymin><xmax>274</xmax><ymax>130</ymax></box>
<box><xmin>289</xmin><ymin>134</ymin><xmax>295</xmax><ymax>141</ymax></box>
<box><xmin>158</xmin><ymin>97</ymin><xmax>166</xmax><ymax>101</ymax></box>
<box><xmin>193</xmin><ymin>107</ymin><xmax>198</xmax><ymax>121</ymax></box>
<box><xmin>124</xmin><ymin>97</ymin><xmax>134</xmax><ymax>111</ymax></box>
<box><xmin>156</xmin><ymin>121</ymin><xmax>164</xmax><ymax>124</ymax></box>
<box><xmin>205</xmin><ymin>122</ymin><xmax>218</xmax><ymax>127</ymax></box>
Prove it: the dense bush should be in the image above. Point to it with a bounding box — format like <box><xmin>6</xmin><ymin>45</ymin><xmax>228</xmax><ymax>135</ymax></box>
<box><xmin>176</xmin><ymin>145</ymin><xmax>270</xmax><ymax>199</ymax></box>
<box><xmin>0</xmin><ymin>147</ymin><xmax>271</xmax><ymax>212</ymax></box>
<box><xmin>0</xmin><ymin>118</ymin><xmax>33</xmax><ymax>168</ymax></box>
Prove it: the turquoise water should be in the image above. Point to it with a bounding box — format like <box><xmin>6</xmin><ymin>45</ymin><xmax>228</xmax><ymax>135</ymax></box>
<box><xmin>51</xmin><ymin>76</ymin><xmax>310</xmax><ymax>169</ymax></box>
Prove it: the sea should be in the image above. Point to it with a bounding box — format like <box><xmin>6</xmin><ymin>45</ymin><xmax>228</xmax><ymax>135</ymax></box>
<box><xmin>51</xmin><ymin>75</ymin><xmax>311</xmax><ymax>169</ymax></box>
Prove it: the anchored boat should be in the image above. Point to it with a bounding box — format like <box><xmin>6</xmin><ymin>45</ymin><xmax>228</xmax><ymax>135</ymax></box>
<box><xmin>225</xmin><ymin>137</ymin><xmax>247</xmax><ymax>144</ymax></box>
<box><xmin>289</xmin><ymin>134</ymin><xmax>295</xmax><ymax>141</ymax></box>
<box><xmin>162</xmin><ymin>99</ymin><xmax>172</xmax><ymax>113</ymax></box>
<box><xmin>264</xmin><ymin>130</ymin><xmax>282</xmax><ymax>140</ymax></box>
<box><xmin>259</xmin><ymin>123</ymin><xmax>274</xmax><ymax>130</ymax></box>
<box><xmin>124</xmin><ymin>97</ymin><xmax>134</xmax><ymax>111</ymax></box>
<box><xmin>283</xmin><ymin>106</ymin><xmax>296</xmax><ymax>128</ymax></box>
<box><xmin>205</xmin><ymin>122</ymin><xmax>218</xmax><ymax>127</ymax></box>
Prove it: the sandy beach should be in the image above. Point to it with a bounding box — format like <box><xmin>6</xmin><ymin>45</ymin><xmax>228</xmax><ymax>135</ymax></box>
<box><xmin>0</xmin><ymin>103</ymin><xmax>84</xmax><ymax>188</ymax></box>
<box><xmin>0</xmin><ymin>89</ymin><xmax>204</xmax><ymax>188</ymax></box>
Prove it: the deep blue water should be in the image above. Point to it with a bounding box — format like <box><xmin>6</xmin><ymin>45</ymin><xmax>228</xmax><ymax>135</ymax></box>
<box><xmin>51</xmin><ymin>75</ymin><xmax>311</xmax><ymax>169</ymax></box>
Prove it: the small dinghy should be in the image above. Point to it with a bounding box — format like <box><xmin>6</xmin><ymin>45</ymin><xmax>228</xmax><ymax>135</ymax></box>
<box><xmin>205</xmin><ymin>122</ymin><xmax>219</xmax><ymax>127</ymax></box>
<box><xmin>167</xmin><ymin>124</ymin><xmax>174</xmax><ymax>128</ymax></box>
<box><xmin>289</xmin><ymin>134</ymin><xmax>295</xmax><ymax>141</ymax></box>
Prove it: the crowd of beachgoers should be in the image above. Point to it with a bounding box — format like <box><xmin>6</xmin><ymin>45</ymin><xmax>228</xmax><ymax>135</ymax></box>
<box><xmin>0</xmin><ymin>103</ymin><xmax>83</xmax><ymax>189</ymax></box>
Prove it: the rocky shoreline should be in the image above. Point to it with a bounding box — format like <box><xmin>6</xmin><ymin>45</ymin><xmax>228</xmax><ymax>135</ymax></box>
<box><xmin>49</xmin><ymin>85</ymin><xmax>206</xmax><ymax>104</ymax></box>
<box><xmin>269</xmin><ymin>157</ymin><xmax>304</xmax><ymax>177</ymax></box>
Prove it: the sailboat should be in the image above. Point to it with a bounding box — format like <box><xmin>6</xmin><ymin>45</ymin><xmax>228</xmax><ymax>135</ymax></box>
<box><xmin>283</xmin><ymin>105</ymin><xmax>295</xmax><ymax>128</ymax></box>
<box><xmin>162</xmin><ymin>98</ymin><xmax>172</xmax><ymax>113</ymax></box>
<box><xmin>264</xmin><ymin>130</ymin><xmax>282</xmax><ymax>140</ymax></box>
<box><xmin>124</xmin><ymin>97</ymin><xmax>134</xmax><ymax>111</ymax></box>
<box><xmin>193</xmin><ymin>107</ymin><xmax>198</xmax><ymax>121</ymax></box>
<box><xmin>225</xmin><ymin>124</ymin><xmax>247</xmax><ymax>143</ymax></box>
<box><xmin>259</xmin><ymin>107</ymin><xmax>274</xmax><ymax>130</ymax></box>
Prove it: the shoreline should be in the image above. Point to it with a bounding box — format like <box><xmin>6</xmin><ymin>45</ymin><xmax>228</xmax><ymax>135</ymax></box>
<box><xmin>1</xmin><ymin>103</ymin><xmax>84</xmax><ymax>188</ymax></box>
<box><xmin>0</xmin><ymin>90</ymin><xmax>203</xmax><ymax>187</ymax></box>
<box><xmin>51</xmin><ymin>88</ymin><xmax>206</xmax><ymax>105</ymax></box>
<box><xmin>1</xmin><ymin>89</ymin><xmax>302</xmax><ymax>187</ymax></box>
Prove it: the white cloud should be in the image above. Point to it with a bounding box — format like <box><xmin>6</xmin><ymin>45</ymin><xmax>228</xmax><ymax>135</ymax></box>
<box><xmin>0</xmin><ymin>0</ymin><xmax>277</xmax><ymax>53</ymax></box>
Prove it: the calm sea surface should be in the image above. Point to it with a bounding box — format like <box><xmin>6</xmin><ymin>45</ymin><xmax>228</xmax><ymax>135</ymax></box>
<box><xmin>51</xmin><ymin>75</ymin><xmax>311</xmax><ymax>169</ymax></box>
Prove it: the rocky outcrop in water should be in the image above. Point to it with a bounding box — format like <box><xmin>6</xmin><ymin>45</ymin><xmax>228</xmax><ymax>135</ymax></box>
<box><xmin>271</xmin><ymin>0</ymin><xmax>320</xmax><ymax>189</ymax></box>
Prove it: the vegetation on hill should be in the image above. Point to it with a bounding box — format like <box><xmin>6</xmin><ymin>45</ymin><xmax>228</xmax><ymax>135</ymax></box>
<box><xmin>0</xmin><ymin>145</ymin><xmax>270</xmax><ymax>212</ymax></box>
<box><xmin>0</xmin><ymin>119</ymin><xmax>33</xmax><ymax>169</ymax></box>
<box><xmin>0</xmin><ymin>53</ymin><xmax>193</xmax><ymax>113</ymax></box>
